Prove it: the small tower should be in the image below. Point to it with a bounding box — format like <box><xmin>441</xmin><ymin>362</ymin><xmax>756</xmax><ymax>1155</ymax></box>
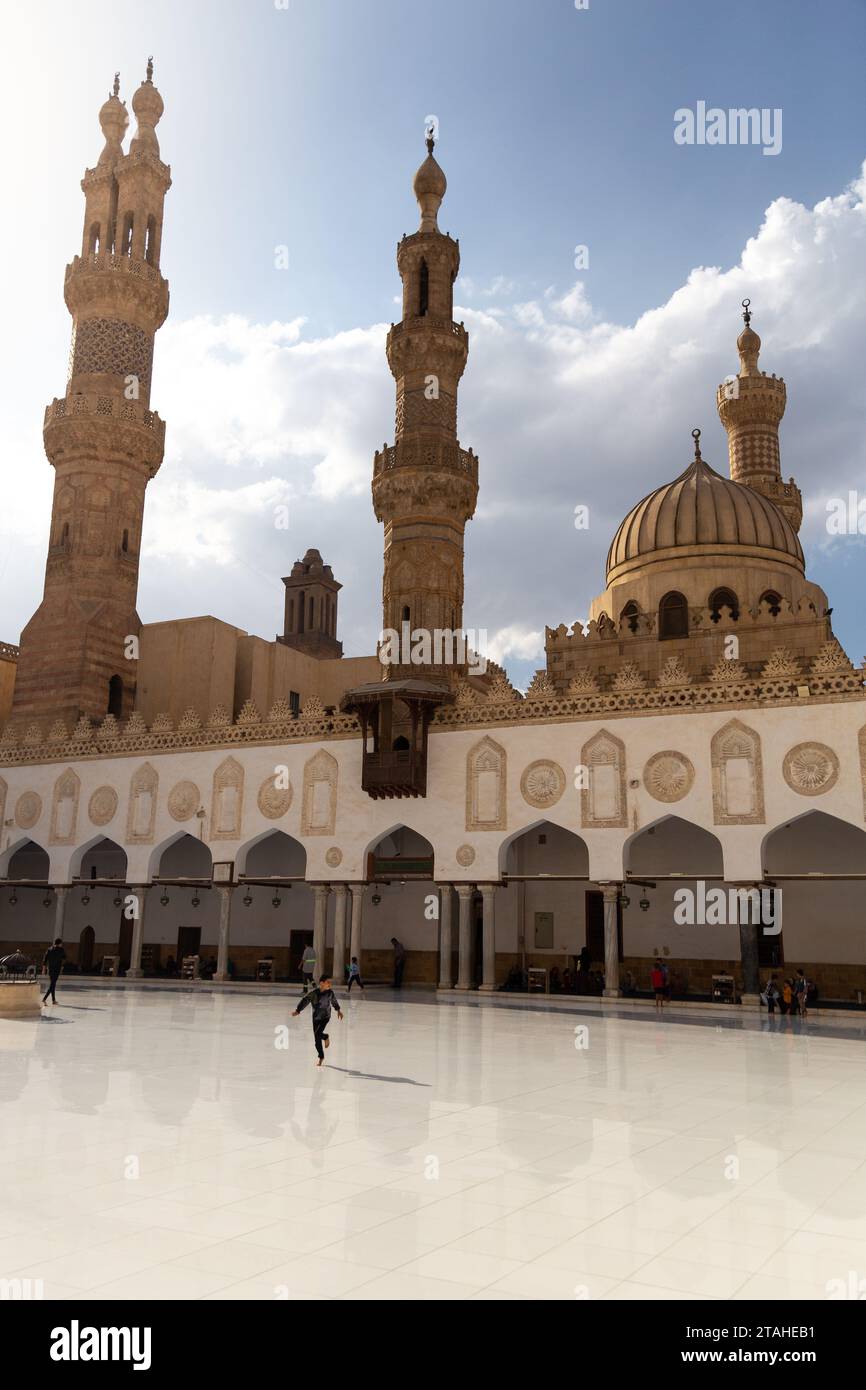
<box><xmin>279</xmin><ymin>548</ymin><xmax>343</xmax><ymax>658</ymax></box>
<box><xmin>717</xmin><ymin>301</ymin><xmax>802</xmax><ymax>532</ymax></box>
<box><xmin>11</xmin><ymin>64</ymin><xmax>171</xmax><ymax>731</ymax></box>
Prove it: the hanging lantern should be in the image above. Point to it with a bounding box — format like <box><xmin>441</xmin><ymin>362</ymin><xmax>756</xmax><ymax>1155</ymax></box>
<box><xmin>191</xmin><ymin>894</ymin><xmax>200</xmax><ymax>908</ymax></box>
<box><xmin>639</xmin><ymin>894</ymin><xmax>650</xmax><ymax>913</ymax></box>
<box><xmin>272</xmin><ymin>894</ymin><xmax>282</xmax><ymax>909</ymax></box>
<box><xmin>9</xmin><ymin>892</ymin><xmax>18</xmax><ymax>907</ymax></box>
<box><xmin>160</xmin><ymin>891</ymin><xmax>170</xmax><ymax>906</ymax></box>
<box><xmin>243</xmin><ymin>891</ymin><xmax>253</xmax><ymax>907</ymax></box>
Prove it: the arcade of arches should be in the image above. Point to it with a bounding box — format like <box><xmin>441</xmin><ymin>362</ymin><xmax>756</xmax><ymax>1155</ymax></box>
<box><xmin>3</xmin><ymin>812</ymin><xmax>866</xmax><ymax>1003</ymax></box>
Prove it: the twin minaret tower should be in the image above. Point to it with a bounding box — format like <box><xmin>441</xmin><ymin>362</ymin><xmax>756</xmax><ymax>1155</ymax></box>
<box><xmin>12</xmin><ymin>63</ymin><xmax>170</xmax><ymax>731</ymax></box>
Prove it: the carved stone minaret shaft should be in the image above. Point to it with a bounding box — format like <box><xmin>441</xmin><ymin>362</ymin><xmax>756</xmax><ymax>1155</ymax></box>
<box><xmin>12</xmin><ymin>64</ymin><xmax>171</xmax><ymax>731</ymax></box>
<box><xmin>716</xmin><ymin>301</ymin><xmax>802</xmax><ymax>532</ymax></box>
<box><xmin>371</xmin><ymin>133</ymin><xmax>478</xmax><ymax>682</ymax></box>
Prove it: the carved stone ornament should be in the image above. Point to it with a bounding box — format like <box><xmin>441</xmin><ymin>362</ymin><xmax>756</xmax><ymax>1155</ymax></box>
<box><xmin>466</xmin><ymin>736</ymin><xmax>507</xmax><ymax>830</ymax></box>
<box><xmin>520</xmin><ymin>759</ymin><xmax>566</xmax><ymax>809</ymax></box>
<box><xmin>15</xmin><ymin>790</ymin><xmax>42</xmax><ymax>830</ymax></box>
<box><xmin>643</xmin><ymin>751</ymin><xmax>695</xmax><ymax>803</ymax></box>
<box><xmin>325</xmin><ymin>847</ymin><xmax>343</xmax><ymax>868</ymax></box>
<box><xmin>88</xmin><ymin>785</ymin><xmax>118</xmax><ymax>827</ymax></box>
<box><xmin>168</xmin><ymin>780</ymin><xmax>201</xmax><ymax>822</ymax></box>
<box><xmin>456</xmin><ymin>844</ymin><xmax>476</xmax><ymax>867</ymax></box>
<box><xmin>782</xmin><ymin>742</ymin><xmax>839</xmax><ymax>797</ymax></box>
<box><xmin>258</xmin><ymin>774</ymin><xmax>293</xmax><ymax>820</ymax></box>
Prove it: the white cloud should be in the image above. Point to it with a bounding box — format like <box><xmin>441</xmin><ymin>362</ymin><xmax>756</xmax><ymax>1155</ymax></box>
<box><xmin>4</xmin><ymin>163</ymin><xmax>866</xmax><ymax>670</ymax></box>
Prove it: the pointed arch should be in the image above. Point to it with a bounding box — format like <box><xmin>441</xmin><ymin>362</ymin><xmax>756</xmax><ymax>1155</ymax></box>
<box><xmin>49</xmin><ymin>767</ymin><xmax>81</xmax><ymax>845</ymax></box>
<box><xmin>149</xmin><ymin>830</ymin><xmax>213</xmax><ymax>881</ymax></box>
<box><xmin>301</xmin><ymin>748</ymin><xmax>338</xmax><ymax>836</ymax></box>
<box><xmin>236</xmin><ymin>829</ymin><xmax>307</xmax><ymax>879</ymax></box>
<box><xmin>2</xmin><ymin>837</ymin><xmax>50</xmax><ymax>881</ymax></box>
<box><xmin>762</xmin><ymin>810</ymin><xmax>866</xmax><ymax>876</ymax></box>
<box><xmin>623</xmin><ymin>814</ymin><xmax>724</xmax><ymax>878</ymax></box>
<box><xmin>711</xmin><ymin>718</ymin><xmax>764</xmax><ymax>825</ymax></box>
<box><xmin>498</xmin><ymin>819</ymin><xmax>589</xmax><ymax>877</ymax></box>
<box><xmin>211</xmin><ymin>756</ymin><xmax>245</xmax><ymax>841</ymax></box>
<box><xmin>69</xmin><ymin>834</ymin><xmax>128</xmax><ymax>881</ymax></box>
<box><xmin>466</xmin><ymin>735</ymin><xmax>507</xmax><ymax>831</ymax></box>
<box><xmin>580</xmin><ymin>728</ymin><xmax>627</xmax><ymax>828</ymax></box>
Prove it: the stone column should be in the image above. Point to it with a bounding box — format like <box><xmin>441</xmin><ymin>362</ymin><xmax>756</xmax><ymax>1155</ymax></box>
<box><xmin>436</xmin><ymin>884</ymin><xmax>453</xmax><ymax>989</ymax></box>
<box><xmin>602</xmin><ymin>883</ymin><xmax>621</xmax><ymax>998</ymax></box>
<box><xmin>52</xmin><ymin>885</ymin><xmax>70</xmax><ymax>942</ymax></box>
<box><xmin>738</xmin><ymin>918</ymin><xmax>761</xmax><ymax>1005</ymax></box>
<box><xmin>479</xmin><ymin>884</ymin><xmax>497</xmax><ymax>991</ymax></box>
<box><xmin>312</xmin><ymin>884</ymin><xmax>329</xmax><ymax>980</ymax></box>
<box><xmin>332</xmin><ymin>885</ymin><xmax>348</xmax><ymax>985</ymax></box>
<box><xmin>349</xmin><ymin>884</ymin><xmax>364</xmax><ymax>969</ymax></box>
<box><xmin>455</xmin><ymin>885</ymin><xmax>474</xmax><ymax>991</ymax></box>
<box><xmin>214</xmin><ymin>885</ymin><xmax>233</xmax><ymax>982</ymax></box>
<box><xmin>126</xmin><ymin>885</ymin><xmax>148</xmax><ymax>979</ymax></box>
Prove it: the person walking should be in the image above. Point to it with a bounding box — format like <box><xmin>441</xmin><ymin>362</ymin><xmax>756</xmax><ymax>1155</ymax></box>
<box><xmin>390</xmin><ymin>937</ymin><xmax>407</xmax><ymax>990</ymax></box>
<box><xmin>41</xmin><ymin>938</ymin><xmax>66</xmax><ymax>1006</ymax></box>
<box><xmin>795</xmin><ymin>968</ymin><xmax>810</xmax><ymax>1018</ymax></box>
<box><xmin>651</xmin><ymin>960</ymin><xmax>666</xmax><ymax>1012</ymax></box>
<box><xmin>299</xmin><ymin>942</ymin><xmax>317</xmax><ymax>994</ymax></box>
<box><xmin>292</xmin><ymin>975</ymin><xmax>344</xmax><ymax>1066</ymax></box>
<box><xmin>346</xmin><ymin>956</ymin><xmax>365</xmax><ymax>992</ymax></box>
<box><xmin>781</xmin><ymin>978</ymin><xmax>794</xmax><ymax>1015</ymax></box>
<box><xmin>764</xmin><ymin>974</ymin><xmax>780</xmax><ymax>1016</ymax></box>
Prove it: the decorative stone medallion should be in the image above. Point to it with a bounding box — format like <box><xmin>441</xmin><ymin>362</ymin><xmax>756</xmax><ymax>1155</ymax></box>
<box><xmin>643</xmin><ymin>751</ymin><xmax>695</xmax><ymax>803</ymax></box>
<box><xmin>15</xmin><ymin>791</ymin><xmax>41</xmax><ymax>830</ymax></box>
<box><xmin>88</xmin><ymin>786</ymin><xmax>118</xmax><ymax>826</ymax></box>
<box><xmin>782</xmin><ymin>742</ymin><xmax>839</xmax><ymax>796</ymax></box>
<box><xmin>257</xmin><ymin>775</ymin><xmax>293</xmax><ymax>820</ymax></box>
<box><xmin>168</xmin><ymin>780</ymin><xmax>200</xmax><ymax>822</ymax></box>
<box><xmin>325</xmin><ymin>847</ymin><xmax>343</xmax><ymax>868</ymax></box>
<box><xmin>456</xmin><ymin>844</ymin><xmax>476</xmax><ymax>867</ymax></box>
<box><xmin>520</xmin><ymin>759</ymin><xmax>566</xmax><ymax>809</ymax></box>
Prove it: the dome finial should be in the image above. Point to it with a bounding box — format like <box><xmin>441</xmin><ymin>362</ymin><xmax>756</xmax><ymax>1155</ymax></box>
<box><xmin>146</xmin><ymin>55</ymin><xmax>154</xmax><ymax>83</ymax></box>
<box><xmin>692</xmin><ymin>428</ymin><xmax>702</xmax><ymax>461</ymax></box>
<box><xmin>742</xmin><ymin>297</ymin><xmax>751</xmax><ymax>327</ymax></box>
<box><xmin>112</xmin><ymin>71</ymin><xmax>120</xmax><ymax>98</ymax></box>
<box><xmin>736</xmin><ymin>297</ymin><xmax>761</xmax><ymax>376</ymax></box>
<box><xmin>426</xmin><ymin>121</ymin><xmax>436</xmax><ymax>157</ymax></box>
<box><xmin>413</xmin><ymin>125</ymin><xmax>447</xmax><ymax>233</ymax></box>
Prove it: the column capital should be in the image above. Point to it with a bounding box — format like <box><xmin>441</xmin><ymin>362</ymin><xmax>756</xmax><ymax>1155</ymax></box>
<box><xmin>455</xmin><ymin>883</ymin><xmax>475</xmax><ymax>899</ymax></box>
<box><xmin>312</xmin><ymin>882</ymin><xmax>331</xmax><ymax>898</ymax></box>
<box><xmin>600</xmin><ymin>882</ymin><xmax>622</xmax><ymax>902</ymax></box>
<box><xmin>478</xmin><ymin>882</ymin><xmax>497</xmax><ymax>896</ymax></box>
<box><xmin>349</xmin><ymin>882</ymin><xmax>366</xmax><ymax>898</ymax></box>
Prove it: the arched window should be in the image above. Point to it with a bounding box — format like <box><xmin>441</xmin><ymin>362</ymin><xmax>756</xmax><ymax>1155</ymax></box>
<box><xmin>419</xmin><ymin>259</ymin><xmax>429</xmax><ymax>316</ymax></box>
<box><xmin>88</xmin><ymin>223</ymin><xmax>101</xmax><ymax>255</ymax></box>
<box><xmin>60</xmin><ymin>522</ymin><xmax>69</xmax><ymax>547</ymax></box>
<box><xmin>759</xmin><ymin>590</ymin><xmax>782</xmax><ymax>616</ymax></box>
<box><xmin>121</xmin><ymin>211</ymin><xmax>134</xmax><ymax>257</ymax></box>
<box><xmin>401</xmin><ymin>605</ymin><xmax>411</xmax><ymax>624</ymax></box>
<box><xmin>392</xmin><ymin>736</ymin><xmax>411</xmax><ymax>752</ymax></box>
<box><xmin>620</xmin><ymin>601</ymin><xmax>639</xmax><ymax>634</ymax></box>
<box><xmin>708</xmin><ymin>587</ymin><xmax>739</xmax><ymax>622</ymax></box>
<box><xmin>145</xmin><ymin>215</ymin><xmax>157</xmax><ymax>266</ymax></box>
<box><xmin>287</xmin><ymin>599</ymin><xmax>294</xmax><ymax>632</ymax></box>
<box><xmin>297</xmin><ymin>590</ymin><xmax>305</xmax><ymax>633</ymax></box>
<box><xmin>108</xmin><ymin>675</ymin><xmax>124</xmax><ymax>717</ymax></box>
<box><xmin>308</xmin><ymin>596</ymin><xmax>314</xmax><ymax>629</ymax></box>
<box><xmin>658</xmin><ymin>591</ymin><xmax>689</xmax><ymax>640</ymax></box>
<box><xmin>121</xmin><ymin>529</ymin><xmax>129</xmax><ymax>553</ymax></box>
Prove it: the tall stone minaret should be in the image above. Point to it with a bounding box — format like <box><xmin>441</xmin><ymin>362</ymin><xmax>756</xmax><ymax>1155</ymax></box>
<box><xmin>371</xmin><ymin>129</ymin><xmax>478</xmax><ymax>682</ymax></box>
<box><xmin>716</xmin><ymin>301</ymin><xmax>802</xmax><ymax>532</ymax></box>
<box><xmin>12</xmin><ymin>63</ymin><xmax>170</xmax><ymax>731</ymax></box>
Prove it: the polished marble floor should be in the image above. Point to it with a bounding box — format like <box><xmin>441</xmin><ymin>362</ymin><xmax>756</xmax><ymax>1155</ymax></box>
<box><xmin>3</xmin><ymin>985</ymin><xmax>866</xmax><ymax>1301</ymax></box>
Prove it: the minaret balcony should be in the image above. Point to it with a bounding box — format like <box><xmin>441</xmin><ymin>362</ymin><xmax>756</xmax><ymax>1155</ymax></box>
<box><xmin>65</xmin><ymin>253</ymin><xmax>170</xmax><ymax>326</ymax></box>
<box><xmin>373</xmin><ymin>438</ymin><xmax>478</xmax><ymax>484</ymax></box>
<box><xmin>44</xmin><ymin>395</ymin><xmax>165</xmax><ymax>472</ymax></box>
<box><xmin>386</xmin><ymin>317</ymin><xmax>468</xmax><ymax>373</ymax></box>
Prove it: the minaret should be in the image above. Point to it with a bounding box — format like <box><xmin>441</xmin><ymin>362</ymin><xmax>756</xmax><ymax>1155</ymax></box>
<box><xmin>716</xmin><ymin>300</ymin><xmax>802</xmax><ymax>532</ymax></box>
<box><xmin>11</xmin><ymin>63</ymin><xmax>170</xmax><ymax>731</ymax></box>
<box><xmin>279</xmin><ymin>548</ymin><xmax>343</xmax><ymax>658</ymax></box>
<box><xmin>371</xmin><ymin>128</ymin><xmax>479</xmax><ymax>680</ymax></box>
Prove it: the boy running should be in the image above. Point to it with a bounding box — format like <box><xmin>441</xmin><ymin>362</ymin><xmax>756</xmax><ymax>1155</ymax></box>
<box><xmin>292</xmin><ymin>974</ymin><xmax>344</xmax><ymax>1066</ymax></box>
<box><xmin>347</xmin><ymin>956</ymin><xmax>365</xmax><ymax>992</ymax></box>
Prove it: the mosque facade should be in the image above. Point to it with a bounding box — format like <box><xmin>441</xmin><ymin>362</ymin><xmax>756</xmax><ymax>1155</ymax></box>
<box><xmin>2</xmin><ymin>70</ymin><xmax>865</xmax><ymax>1004</ymax></box>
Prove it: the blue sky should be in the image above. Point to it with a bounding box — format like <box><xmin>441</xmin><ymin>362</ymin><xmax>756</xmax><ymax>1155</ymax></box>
<box><xmin>2</xmin><ymin>0</ymin><xmax>866</xmax><ymax>685</ymax></box>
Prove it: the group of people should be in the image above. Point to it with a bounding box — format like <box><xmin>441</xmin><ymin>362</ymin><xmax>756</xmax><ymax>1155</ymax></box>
<box><xmin>763</xmin><ymin>969</ymin><xmax>816</xmax><ymax>1017</ymax></box>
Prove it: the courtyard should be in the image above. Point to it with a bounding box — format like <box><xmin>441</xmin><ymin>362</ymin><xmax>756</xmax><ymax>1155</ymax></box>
<box><xmin>2</xmin><ymin>985</ymin><xmax>866</xmax><ymax>1301</ymax></box>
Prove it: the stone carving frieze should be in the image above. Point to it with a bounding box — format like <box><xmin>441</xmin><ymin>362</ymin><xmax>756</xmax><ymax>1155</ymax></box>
<box><xmin>520</xmin><ymin>759</ymin><xmax>566</xmax><ymax>809</ymax></box>
<box><xmin>466</xmin><ymin>736</ymin><xmax>507</xmax><ymax>830</ymax></box>
<box><xmin>711</xmin><ymin>719</ymin><xmax>764</xmax><ymax>825</ymax></box>
<box><xmin>643</xmin><ymin>751</ymin><xmax>695</xmax><ymax>803</ymax></box>
<box><xmin>782</xmin><ymin>742</ymin><xmax>839</xmax><ymax>797</ymax></box>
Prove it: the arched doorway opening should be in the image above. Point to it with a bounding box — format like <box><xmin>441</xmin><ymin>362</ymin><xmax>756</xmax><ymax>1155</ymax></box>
<box><xmin>496</xmin><ymin>822</ymin><xmax>592</xmax><ymax>994</ymax></box>
<box><xmin>236</xmin><ymin>830</ymin><xmax>310</xmax><ymax>982</ymax></box>
<box><xmin>150</xmin><ymin>833</ymin><xmax>215</xmax><ymax>979</ymax></box>
<box><xmin>364</xmin><ymin>826</ymin><xmax>435</xmax><ymax>985</ymax></box>
<box><xmin>79</xmin><ymin>925</ymin><xmax>95</xmax><ymax>972</ymax></box>
<box><xmin>622</xmin><ymin>816</ymin><xmax>729</xmax><ymax>1000</ymax></box>
<box><xmin>67</xmin><ymin>836</ymin><xmax>130</xmax><ymax>971</ymax></box>
<box><xmin>762</xmin><ymin>812</ymin><xmax>866</xmax><ymax>1004</ymax></box>
<box><xmin>0</xmin><ymin>840</ymin><xmax>52</xmax><ymax>958</ymax></box>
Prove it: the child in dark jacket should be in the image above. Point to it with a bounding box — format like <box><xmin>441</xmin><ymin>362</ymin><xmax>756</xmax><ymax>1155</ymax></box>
<box><xmin>292</xmin><ymin>975</ymin><xmax>344</xmax><ymax>1066</ymax></box>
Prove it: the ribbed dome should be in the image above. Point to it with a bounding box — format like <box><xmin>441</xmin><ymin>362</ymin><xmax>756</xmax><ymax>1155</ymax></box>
<box><xmin>606</xmin><ymin>456</ymin><xmax>804</xmax><ymax>581</ymax></box>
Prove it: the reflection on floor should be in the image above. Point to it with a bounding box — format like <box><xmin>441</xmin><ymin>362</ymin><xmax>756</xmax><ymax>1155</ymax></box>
<box><xmin>2</xmin><ymin>985</ymin><xmax>866</xmax><ymax>1301</ymax></box>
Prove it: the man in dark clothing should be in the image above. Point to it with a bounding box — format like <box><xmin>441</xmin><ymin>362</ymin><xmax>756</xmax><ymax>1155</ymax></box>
<box><xmin>292</xmin><ymin>975</ymin><xmax>344</xmax><ymax>1066</ymax></box>
<box><xmin>42</xmin><ymin>938</ymin><xmax>66</xmax><ymax>1005</ymax></box>
<box><xmin>391</xmin><ymin>937</ymin><xmax>407</xmax><ymax>989</ymax></box>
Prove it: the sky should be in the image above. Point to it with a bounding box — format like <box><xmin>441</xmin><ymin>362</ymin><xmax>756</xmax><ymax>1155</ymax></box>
<box><xmin>1</xmin><ymin>0</ymin><xmax>865</xmax><ymax>690</ymax></box>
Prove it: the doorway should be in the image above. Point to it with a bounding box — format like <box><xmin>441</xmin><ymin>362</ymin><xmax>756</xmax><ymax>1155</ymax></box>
<box><xmin>471</xmin><ymin>892</ymin><xmax>483</xmax><ymax>988</ymax></box>
<box><xmin>78</xmin><ymin>925</ymin><xmax>95</xmax><ymax>972</ymax></box>
<box><xmin>289</xmin><ymin>929</ymin><xmax>313</xmax><ymax>982</ymax></box>
<box><xmin>177</xmin><ymin>926</ymin><xmax>201</xmax><ymax>962</ymax></box>
<box><xmin>584</xmin><ymin>890</ymin><xmax>622</xmax><ymax>967</ymax></box>
<box><xmin>118</xmin><ymin>914</ymin><xmax>133</xmax><ymax>972</ymax></box>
